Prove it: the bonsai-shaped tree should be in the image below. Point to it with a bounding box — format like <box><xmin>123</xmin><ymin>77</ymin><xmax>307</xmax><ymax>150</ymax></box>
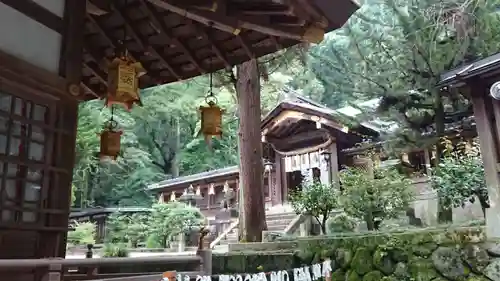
<box><xmin>430</xmin><ymin>138</ymin><xmax>488</xmax><ymax>218</ymax></box>
<box><xmin>340</xmin><ymin>167</ymin><xmax>414</xmax><ymax>230</ymax></box>
<box><xmin>106</xmin><ymin>213</ymin><xmax>149</xmax><ymax>247</ymax></box>
<box><xmin>148</xmin><ymin>202</ymin><xmax>205</xmax><ymax>248</ymax></box>
<box><xmin>289</xmin><ymin>180</ymin><xmax>341</xmax><ymax>234</ymax></box>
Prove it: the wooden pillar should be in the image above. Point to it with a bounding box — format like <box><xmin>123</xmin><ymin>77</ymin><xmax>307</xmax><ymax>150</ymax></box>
<box><xmin>54</xmin><ymin>0</ymin><xmax>85</xmax><ymax>258</ymax></box>
<box><xmin>236</xmin><ymin>59</ymin><xmax>267</xmax><ymax>242</ymax></box>
<box><xmin>472</xmin><ymin>93</ymin><xmax>500</xmax><ymax>239</ymax></box>
<box><xmin>273</xmin><ymin>154</ymin><xmax>283</xmax><ymax>205</ymax></box>
<box><xmin>423</xmin><ymin>148</ymin><xmax>431</xmax><ymax>174</ymax></box>
<box><xmin>281</xmin><ymin>157</ymin><xmax>289</xmax><ymax>204</ymax></box>
<box><xmin>329</xmin><ymin>142</ymin><xmax>339</xmax><ymax>185</ymax></box>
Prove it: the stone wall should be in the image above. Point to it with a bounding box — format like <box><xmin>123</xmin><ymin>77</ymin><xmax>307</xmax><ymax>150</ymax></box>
<box><xmin>213</xmin><ymin>227</ymin><xmax>500</xmax><ymax>281</ymax></box>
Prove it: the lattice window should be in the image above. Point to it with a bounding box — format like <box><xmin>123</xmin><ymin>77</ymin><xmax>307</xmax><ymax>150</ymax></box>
<box><xmin>0</xmin><ymin>92</ymin><xmax>50</xmax><ymax>225</ymax></box>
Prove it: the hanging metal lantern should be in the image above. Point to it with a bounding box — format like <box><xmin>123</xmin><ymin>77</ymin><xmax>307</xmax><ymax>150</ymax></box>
<box><xmin>99</xmin><ymin>120</ymin><xmax>122</xmax><ymax>161</ymax></box>
<box><xmin>106</xmin><ymin>51</ymin><xmax>146</xmax><ymax>111</ymax></box>
<box><xmin>199</xmin><ymin>96</ymin><xmax>225</xmax><ymax>144</ymax></box>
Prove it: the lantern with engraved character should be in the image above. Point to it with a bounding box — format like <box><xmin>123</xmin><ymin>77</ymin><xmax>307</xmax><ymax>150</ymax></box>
<box><xmin>106</xmin><ymin>48</ymin><xmax>146</xmax><ymax>111</ymax></box>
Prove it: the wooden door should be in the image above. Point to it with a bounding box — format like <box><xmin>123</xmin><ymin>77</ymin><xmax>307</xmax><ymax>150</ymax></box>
<box><xmin>0</xmin><ymin>88</ymin><xmax>77</xmax><ymax>260</ymax></box>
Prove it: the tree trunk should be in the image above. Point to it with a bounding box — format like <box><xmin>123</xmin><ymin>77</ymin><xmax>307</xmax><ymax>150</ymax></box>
<box><xmin>171</xmin><ymin>117</ymin><xmax>181</xmax><ymax>177</ymax></box>
<box><xmin>434</xmin><ymin>90</ymin><xmax>453</xmax><ymax>224</ymax></box>
<box><xmin>321</xmin><ymin>214</ymin><xmax>328</xmax><ymax>235</ymax></box>
<box><xmin>365</xmin><ymin>212</ymin><xmax>375</xmax><ymax>231</ymax></box>
<box><xmin>236</xmin><ymin>59</ymin><xmax>268</xmax><ymax>242</ymax></box>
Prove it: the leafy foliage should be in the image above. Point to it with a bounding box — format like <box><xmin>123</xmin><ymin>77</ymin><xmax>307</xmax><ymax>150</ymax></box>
<box><xmin>148</xmin><ymin>202</ymin><xmax>205</xmax><ymax>248</ymax></box>
<box><xmin>67</xmin><ymin>221</ymin><xmax>96</xmax><ymax>246</ymax></box>
<box><xmin>340</xmin><ymin>167</ymin><xmax>414</xmax><ymax>230</ymax></box>
<box><xmin>102</xmin><ymin>243</ymin><xmax>129</xmax><ymax>257</ymax></box>
<box><xmin>289</xmin><ymin>181</ymin><xmax>342</xmax><ymax>234</ymax></box>
<box><xmin>327</xmin><ymin>213</ymin><xmax>359</xmax><ymax>234</ymax></box>
<box><xmin>430</xmin><ymin>139</ymin><xmax>488</xmax><ymax>216</ymax></box>
<box><xmin>105</xmin><ymin>203</ymin><xmax>204</xmax><ymax>248</ymax></box>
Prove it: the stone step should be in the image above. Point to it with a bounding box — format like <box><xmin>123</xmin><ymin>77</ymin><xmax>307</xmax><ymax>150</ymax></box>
<box><xmin>265</xmin><ymin>212</ymin><xmax>297</xmax><ymax>220</ymax></box>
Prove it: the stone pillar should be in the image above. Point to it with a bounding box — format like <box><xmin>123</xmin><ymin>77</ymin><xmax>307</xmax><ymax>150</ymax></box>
<box><xmin>471</xmin><ymin>95</ymin><xmax>500</xmax><ymax>239</ymax></box>
<box><xmin>177</xmin><ymin>233</ymin><xmax>185</xmax><ymax>252</ymax></box>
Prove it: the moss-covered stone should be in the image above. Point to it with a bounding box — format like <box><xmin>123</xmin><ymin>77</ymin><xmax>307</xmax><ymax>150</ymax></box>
<box><xmin>321</xmin><ymin>249</ymin><xmax>335</xmax><ymax>261</ymax></box>
<box><xmin>362</xmin><ymin>270</ymin><xmax>383</xmax><ymax>281</ymax></box>
<box><xmin>408</xmin><ymin>257</ymin><xmax>438</xmax><ymax>281</ymax></box>
<box><xmin>466</xmin><ymin>274</ymin><xmax>490</xmax><ymax>281</ymax></box>
<box><xmin>295</xmin><ymin>251</ymin><xmax>315</xmax><ymax>266</ymax></box>
<box><xmin>352</xmin><ymin>247</ymin><xmax>373</xmax><ymax>275</ymax></box>
<box><xmin>412</xmin><ymin>242</ymin><xmax>438</xmax><ymax>257</ymax></box>
<box><xmin>462</xmin><ymin>244</ymin><xmax>490</xmax><ymax>273</ymax></box>
<box><xmin>484</xmin><ymin>258</ymin><xmax>500</xmax><ymax>281</ymax></box>
<box><xmin>331</xmin><ymin>269</ymin><xmax>346</xmax><ymax>281</ymax></box>
<box><xmin>380</xmin><ymin>276</ymin><xmax>398</xmax><ymax>281</ymax></box>
<box><xmin>346</xmin><ymin>270</ymin><xmax>361</xmax><ymax>281</ymax></box>
<box><xmin>390</xmin><ymin>247</ymin><xmax>409</xmax><ymax>262</ymax></box>
<box><xmin>373</xmin><ymin>248</ymin><xmax>395</xmax><ymax>275</ymax></box>
<box><xmin>336</xmin><ymin>248</ymin><xmax>353</xmax><ymax>269</ymax></box>
<box><xmin>432</xmin><ymin>247</ymin><xmax>470</xmax><ymax>280</ymax></box>
<box><xmin>393</xmin><ymin>262</ymin><xmax>408</xmax><ymax>278</ymax></box>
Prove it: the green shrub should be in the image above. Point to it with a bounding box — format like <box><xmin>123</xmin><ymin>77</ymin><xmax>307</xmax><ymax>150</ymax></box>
<box><xmin>102</xmin><ymin>243</ymin><xmax>129</xmax><ymax>257</ymax></box>
<box><xmin>67</xmin><ymin>221</ymin><xmax>96</xmax><ymax>246</ymax></box>
<box><xmin>327</xmin><ymin>213</ymin><xmax>358</xmax><ymax>234</ymax></box>
<box><xmin>145</xmin><ymin>234</ymin><xmax>162</xmax><ymax>248</ymax></box>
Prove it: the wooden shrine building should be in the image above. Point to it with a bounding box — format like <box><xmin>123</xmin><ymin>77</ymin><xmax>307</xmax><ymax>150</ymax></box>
<box><xmin>0</xmin><ymin>0</ymin><xmax>359</xmax><ymax>270</ymax></box>
<box><xmin>437</xmin><ymin>52</ymin><xmax>500</xmax><ymax>239</ymax></box>
<box><xmin>149</xmin><ymin>95</ymin><xmax>379</xmax><ymax>216</ymax></box>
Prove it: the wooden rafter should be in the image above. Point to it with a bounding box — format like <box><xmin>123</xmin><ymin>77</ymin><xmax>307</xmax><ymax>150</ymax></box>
<box><xmin>83</xmin><ymin>62</ymin><xmax>107</xmax><ymax>86</ymax></box>
<box><xmin>141</xmin><ymin>1</ymin><xmax>206</xmax><ymax>74</ymax></box>
<box><xmin>86</xmin><ymin>13</ymin><xmax>162</xmax><ymax>83</ymax></box>
<box><xmin>190</xmin><ymin>21</ymin><xmax>231</xmax><ymax>69</ymax></box>
<box><xmin>237</xmin><ymin>36</ymin><xmax>255</xmax><ymax>59</ymax></box>
<box><xmin>112</xmin><ymin>3</ymin><xmax>182</xmax><ymax>81</ymax></box>
<box><xmin>147</xmin><ymin>0</ymin><xmax>325</xmax><ymax>43</ymax></box>
<box><xmin>80</xmin><ymin>81</ymin><xmax>99</xmax><ymax>98</ymax></box>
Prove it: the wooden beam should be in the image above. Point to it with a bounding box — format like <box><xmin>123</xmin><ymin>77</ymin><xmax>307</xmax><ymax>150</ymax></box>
<box><xmin>191</xmin><ymin>21</ymin><xmax>231</xmax><ymax>69</ymax></box>
<box><xmin>267</xmin><ymin>130</ymin><xmax>330</xmax><ymax>146</ymax></box>
<box><xmin>81</xmin><ymin>81</ymin><xmax>100</xmax><ymax>98</ymax></box>
<box><xmin>84</xmin><ymin>61</ymin><xmax>107</xmax><ymax>85</ymax></box>
<box><xmin>147</xmin><ymin>0</ymin><xmax>325</xmax><ymax>43</ymax></box>
<box><xmin>0</xmin><ymin>0</ymin><xmax>63</xmax><ymax>33</ymax></box>
<box><xmin>112</xmin><ymin>3</ymin><xmax>182</xmax><ymax>81</ymax></box>
<box><xmin>141</xmin><ymin>2</ymin><xmax>206</xmax><ymax>74</ymax></box>
<box><xmin>237</xmin><ymin>36</ymin><xmax>255</xmax><ymax>59</ymax></box>
<box><xmin>86</xmin><ymin>11</ymin><xmax>164</xmax><ymax>84</ymax></box>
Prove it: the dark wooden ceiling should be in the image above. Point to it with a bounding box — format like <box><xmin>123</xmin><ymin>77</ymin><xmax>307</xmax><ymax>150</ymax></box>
<box><xmin>81</xmin><ymin>0</ymin><xmax>359</xmax><ymax>100</ymax></box>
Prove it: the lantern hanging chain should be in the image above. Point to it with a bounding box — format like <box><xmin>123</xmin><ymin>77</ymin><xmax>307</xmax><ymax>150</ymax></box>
<box><xmin>205</xmin><ymin>22</ymin><xmax>217</xmax><ymax>106</ymax></box>
<box><xmin>116</xmin><ymin>0</ymin><xmax>129</xmax><ymax>59</ymax></box>
<box><xmin>108</xmin><ymin>104</ymin><xmax>118</xmax><ymax>130</ymax></box>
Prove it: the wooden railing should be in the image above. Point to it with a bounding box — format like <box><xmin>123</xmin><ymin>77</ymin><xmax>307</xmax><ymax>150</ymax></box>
<box><xmin>0</xmin><ymin>250</ymin><xmax>212</xmax><ymax>281</ymax></box>
<box><xmin>210</xmin><ymin>219</ymin><xmax>239</xmax><ymax>249</ymax></box>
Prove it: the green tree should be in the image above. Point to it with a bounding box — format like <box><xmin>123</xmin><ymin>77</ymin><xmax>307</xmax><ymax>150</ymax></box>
<box><xmin>430</xmin><ymin>139</ymin><xmax>488</xmax><ymax>217</ymax></box>
<box><xmin>106</xmin><ymin>212</ymin><xmax>149</xmax><ymax>247</ymax></box>
<box><xmin>148</xmin><ymin>202</ymin><xmax>205</xmax><ymax>248</ymax></box>
<box><xmin>289</xmin><ymin>181</ymin><xmax>341</xmax><ymax>234</ymax></box>
<box><xmin>67</xmin><ymin>221</ymin><xmax>96</xmax><ymax>246</ymax></box>
<box><xmin>340</xmin><ymin>167</ymin><xmax>414</xmax><ymax>230</ymax></box>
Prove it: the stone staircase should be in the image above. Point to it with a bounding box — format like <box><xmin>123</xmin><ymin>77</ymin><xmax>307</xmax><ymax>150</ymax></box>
<box><xmin>218</xmin><ymin>207</ymin><xmax>297</xmax><ymax>245</ymax></box>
